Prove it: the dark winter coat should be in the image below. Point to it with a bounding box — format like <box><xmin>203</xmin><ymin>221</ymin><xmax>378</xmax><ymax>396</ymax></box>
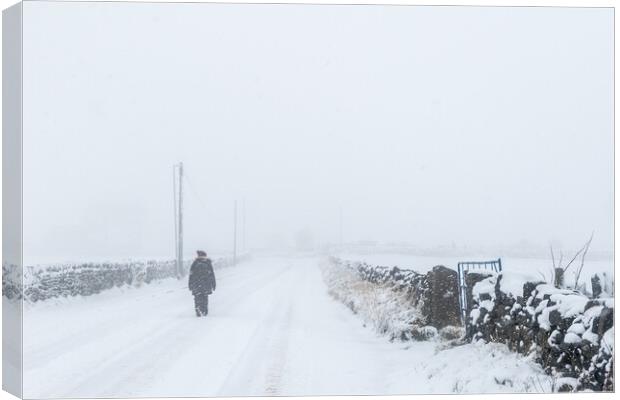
<box><xmin>188</xmin><ymin>257</ymin><xmax>216</xmax><ymax>295</ymax></box>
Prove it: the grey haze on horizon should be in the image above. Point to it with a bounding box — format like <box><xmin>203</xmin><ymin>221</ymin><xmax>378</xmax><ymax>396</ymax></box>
<box><xmin>21</xmin><ymin>3</ymin><xmax>613</xmax><ymax>264</ymax></box>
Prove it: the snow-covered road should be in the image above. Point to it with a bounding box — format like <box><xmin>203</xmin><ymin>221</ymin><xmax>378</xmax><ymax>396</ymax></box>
<box><xmin>23</xmin><ymin>256</ymin><xmax>551</xmax><ymax>398</ymax></box>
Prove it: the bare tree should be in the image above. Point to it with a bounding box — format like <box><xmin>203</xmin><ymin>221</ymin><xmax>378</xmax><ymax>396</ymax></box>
<box><xmin>549</xmin><ymin>246</ymin><xmax>564</xmax><ymax>288</ymax></box>
<box><xmin>548</xmin><ymin>233</ymin><xmax>594</xmax><ymax>290</ymax></box>
<box><xmin>549</xmin><ymin>245</ymin><xmax>559</xmax><ymax>287</ymax></box>
<box><xmin>562</xmin><ymin>244</ymin><xmax>585</xmax><ymax>274</ymax></box>
<box><xmin>573</xmin><ymin>232</ymin><xmax>594</xmax><ymax>290</ymax></box>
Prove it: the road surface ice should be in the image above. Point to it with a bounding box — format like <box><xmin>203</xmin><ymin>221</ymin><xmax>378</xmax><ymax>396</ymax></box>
<box><xmin>23</xmin><ymin>256</ymin><xmax>552</xmax><ymax>398</ymax></box>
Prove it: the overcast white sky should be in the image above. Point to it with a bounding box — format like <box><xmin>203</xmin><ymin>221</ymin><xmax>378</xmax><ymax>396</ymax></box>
<box><xmin>21</xmin><ymin>3</ymin><xmax>613</xmax><ymax>263</ymax></box>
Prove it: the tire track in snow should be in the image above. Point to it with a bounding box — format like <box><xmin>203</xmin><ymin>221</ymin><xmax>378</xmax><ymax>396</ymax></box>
<box><xmin>217</xmin><ymin>265</ymin><xmax>295</xmax><ymax>396</ymax></box>
<box><xmin>24</xmin><ymin>266</ymin><xmax>244</xmax><ymax>371</ymax></box>
<box><xmin>36</xmin><ymin>262</ymin><xmax>292</xmax><ymax>398</ymax></box>
<box><xmin>24</xmin><ymin>299</ymin><xmax>178</xmax><ymax>371</ymax></box>
<box><xmin>263</xmin><ymin>303</ymin><xmax>292</xmax><ymax>395</ymax></box>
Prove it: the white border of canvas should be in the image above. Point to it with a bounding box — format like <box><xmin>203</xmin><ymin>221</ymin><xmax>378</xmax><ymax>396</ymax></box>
<box><xmin>0</xmin><ymin>1</ymin><xmax>615</xmax><ymax>400</ymax></box>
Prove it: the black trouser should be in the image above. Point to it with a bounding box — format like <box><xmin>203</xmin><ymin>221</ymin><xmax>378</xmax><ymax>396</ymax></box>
<box><xmin>193</xmin><ymin>292</ymin><xmax>209</xmax><ymax>316</ymax></box>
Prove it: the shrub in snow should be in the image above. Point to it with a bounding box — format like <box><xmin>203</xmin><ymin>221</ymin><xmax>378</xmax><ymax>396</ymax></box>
<box><xmin>439</xmin><ymin>325</ymin><xmax>465</xmax><ymax>341</ymax></box>
<box><xmin>321</xmin><ymin>258</ymin><xmax>425</xmax><ymax>340</ymax></box>
<box><xmin>410</xmin><ymin>325</ymin><xmax>438</xmax><ymax>341</ymax></box>
<box><xmin>591</xmin><ymin>272</ymin><xmax>614</xmax><ymax>299</ymax></box>
<box><xmin>466</xmin><ymin>271</ymin><xmax>614</xmax><ymax>392</ymax></box>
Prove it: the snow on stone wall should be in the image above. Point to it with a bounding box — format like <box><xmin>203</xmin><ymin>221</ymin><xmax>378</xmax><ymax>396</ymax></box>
<box><xmin>467</xmin><ymin>272</ymin><xmax>614</xmax><ymax>392</ymax></box>
<box><xmin>3</xmin><ymin>255</ymin><xmax>248</xmax><ymax>303</ymax></box>
<box><xmin>322</xmin><ymin>257</ymin><xmax>463</xmax><ymax>342</ymax></box>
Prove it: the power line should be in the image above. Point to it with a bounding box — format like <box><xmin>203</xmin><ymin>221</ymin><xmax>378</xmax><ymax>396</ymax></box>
<box><xmin>183</xmin><ymin>170</ymin><xmax>209</xmax><ymax>213</ymax></box>
<box><xmin>179</xmin><ymin>168</ymin><xmax>248</xmax><ymax>261</ymax></box>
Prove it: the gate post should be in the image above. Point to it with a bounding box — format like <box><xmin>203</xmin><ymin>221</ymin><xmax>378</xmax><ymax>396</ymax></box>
<box><xmin>427</xmin><ymin>266</ymin><xmax>461</xmax><ymax>328</ymax></box>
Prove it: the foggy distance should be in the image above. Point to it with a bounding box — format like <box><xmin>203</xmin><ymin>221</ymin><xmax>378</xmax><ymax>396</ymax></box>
<box><xmin>22</xmin><ymin>3</ymin><xmax>613</xmax><ymax>263</ymax></box>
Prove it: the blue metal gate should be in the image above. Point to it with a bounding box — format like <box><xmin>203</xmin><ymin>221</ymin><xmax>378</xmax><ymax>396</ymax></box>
<box><xmin>457</xmin><ymin>258</ymin><xmax>502</xmax><ymax>323</ymax></box>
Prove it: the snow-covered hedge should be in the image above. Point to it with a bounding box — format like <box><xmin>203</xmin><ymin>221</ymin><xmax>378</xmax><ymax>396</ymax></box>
<box><xmin>467</xmin><ymin>272</ymin><xmax>614</xmax><ymax>392</ymax></box>
<box><xmin>322</xmin><ymin>257</ymin><xmax>462</xmax><ymax>342</ymax></box>
<box><xmin>3</xmin><ymin>255</ymin><xmax>249</xmax><ymax>303</ymax></box>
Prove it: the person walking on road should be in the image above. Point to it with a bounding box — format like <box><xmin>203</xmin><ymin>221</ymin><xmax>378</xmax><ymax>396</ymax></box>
<box><xmin>188</xmin><ymin>250</ymin><xmax>216</xmax><ymax>317</ymax></box>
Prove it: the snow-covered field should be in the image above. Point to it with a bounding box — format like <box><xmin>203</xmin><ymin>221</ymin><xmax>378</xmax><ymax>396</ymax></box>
<box><xmin>23</xmin><ymin>255</ymin><xmax>554</xmax><ymax>398</ymax></box>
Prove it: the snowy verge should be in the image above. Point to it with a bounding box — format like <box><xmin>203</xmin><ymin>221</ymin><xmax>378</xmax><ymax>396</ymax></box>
<box><xmin>390</xmin><ymin>340</ymin><xmax>555</xmax><ymax>393</ymax></box>
<box><xmin>321</xmin><ymin>257</ymin><xmax>558</xmax><ymax>393</ymax></box>
<box><xmin>321</xmin><ymin>257</ymin><xmax>462</xmax><ymax>342</ymax></box>
<box><xmin>467</xmin><ymin>272</ymin><xmax>614</xmax><ymax>392</ymax></box>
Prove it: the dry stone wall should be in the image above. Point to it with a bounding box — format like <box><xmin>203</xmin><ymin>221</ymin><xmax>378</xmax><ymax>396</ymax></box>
<box><xmin>466</xmin><ymin>272</ymin><xmax>614</xmax><ymax>392</ymax></box>
<box><xmin>3</xmin><ymin>255</ymin><xmax>246</xmax><ymax>303</ymax></box>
